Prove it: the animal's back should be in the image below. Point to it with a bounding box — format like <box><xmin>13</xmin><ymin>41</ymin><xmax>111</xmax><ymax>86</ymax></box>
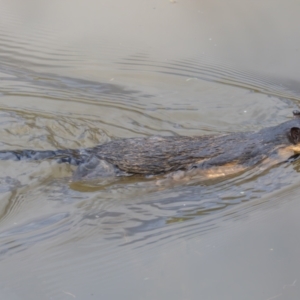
<box><xmin>2</xmin><ymin>112</ymin><xmax>300</xmax><ymax>179</ymax></box>
<box><xmin>93</xmin><ymin>133</ymin><xmax>250</xmax><ymax>174</ymax></box>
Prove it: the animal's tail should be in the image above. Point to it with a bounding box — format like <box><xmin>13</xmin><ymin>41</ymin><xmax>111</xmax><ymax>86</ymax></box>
<box><xmin>0</xmin><ymin>149</ymin><xmax>87</xmax><ymax>165</ymax></box>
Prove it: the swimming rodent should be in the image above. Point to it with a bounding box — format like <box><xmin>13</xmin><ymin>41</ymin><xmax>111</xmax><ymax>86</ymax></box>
<box><xmin>1</xmin><ymin>111</ymin><xmax>300</xmax><ymax>182</ymax></box>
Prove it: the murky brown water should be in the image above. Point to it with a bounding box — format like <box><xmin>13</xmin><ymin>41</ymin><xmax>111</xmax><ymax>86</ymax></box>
<box><xmin>1</xmin><ymin>0</ymin><xmax>300</xmax><ymax>299</ymax></box>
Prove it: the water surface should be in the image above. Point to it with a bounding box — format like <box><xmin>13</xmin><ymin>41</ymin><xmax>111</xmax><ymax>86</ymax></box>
<box><xmin>1</xmin><ymin>0</ymin><xmax>300</xmax><ymax>299</ymax></box>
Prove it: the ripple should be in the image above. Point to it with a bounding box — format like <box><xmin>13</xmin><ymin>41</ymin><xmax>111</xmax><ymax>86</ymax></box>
<box><xmin>0</xmin><ymin>2</ymin><xmax>300</xmax><ymax>291</ymax></box>
<box><xmin>0</xmin><ymin>212</ymin><xmax>70</xmax><ymax>258</ymax></box>
<box><xmin>118</xmin><ymin>55</ymin><xmax>300</xmax><ymax>102</ymax></box>
<box><xmin>0</xmin><ymin>158</ymin><xmax>296</xmax><ymax>264</ymax></box>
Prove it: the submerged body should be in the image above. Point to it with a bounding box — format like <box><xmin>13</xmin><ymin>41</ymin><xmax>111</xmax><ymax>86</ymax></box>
<box><xmin>1</xmin><ymin>112</ymin><xmax>300</xmax><ymax>181</ymax></box>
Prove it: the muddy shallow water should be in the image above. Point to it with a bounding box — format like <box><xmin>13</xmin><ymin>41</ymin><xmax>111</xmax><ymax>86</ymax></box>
<box><xmin>1</xmin><ymin>0</ymin><xmax>300</xmax><ymax>299</ymax></box>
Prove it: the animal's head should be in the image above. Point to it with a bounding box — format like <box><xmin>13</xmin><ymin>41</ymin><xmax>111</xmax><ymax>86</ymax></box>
<box><xmin>290</xmin><ymin>110</ymin><xmax>300</xmax><ymax>145</ymax></box>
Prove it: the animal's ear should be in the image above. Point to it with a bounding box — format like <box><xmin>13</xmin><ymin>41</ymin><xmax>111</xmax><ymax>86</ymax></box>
<box><xmin>293</xmin><ymin>110</ymin><xmax>300</xmax><ymax>118</ymax></box>
<box><xmin>290</xmin><ymin>127</ymin><xmax>300</xmax><ymax>144</ymax></box>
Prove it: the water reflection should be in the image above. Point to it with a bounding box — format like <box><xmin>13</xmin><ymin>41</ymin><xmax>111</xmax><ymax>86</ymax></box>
<box><xmin>0</xmin><ymin>155</ymin><xmax>299</xmax><ymax>259</ymax></box>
